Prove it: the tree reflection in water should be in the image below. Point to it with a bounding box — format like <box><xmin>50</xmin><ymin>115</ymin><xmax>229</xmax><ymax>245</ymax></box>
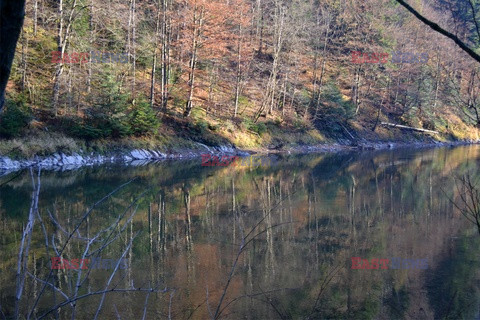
<box><xmin>1</xmin><ymin>145</ymin><xmax>480</xmax><ymax>319</ymax></box>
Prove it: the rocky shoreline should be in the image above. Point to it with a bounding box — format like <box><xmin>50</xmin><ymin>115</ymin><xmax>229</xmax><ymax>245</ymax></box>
<box><xmin>0</xmin><ymin>143</ymin><xmax>244</xmax><ymax>176</ymax></box>
<box><xmin>0</xmin><ymin>139</ymin><xmax>478</xmax><ymax>176</ymax></box>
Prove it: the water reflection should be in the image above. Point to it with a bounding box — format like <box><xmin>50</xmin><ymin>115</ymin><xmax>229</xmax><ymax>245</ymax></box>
<box><xmin>1</xmin><ymin>146</ymin><xmax>480</xmax><ymax>319</ymax></box>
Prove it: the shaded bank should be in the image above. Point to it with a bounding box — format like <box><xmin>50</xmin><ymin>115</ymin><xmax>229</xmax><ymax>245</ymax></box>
<box><xmin>0</xmin><ymin>138</ymin><xmax>477</xmax><ymax>176</ymax></box>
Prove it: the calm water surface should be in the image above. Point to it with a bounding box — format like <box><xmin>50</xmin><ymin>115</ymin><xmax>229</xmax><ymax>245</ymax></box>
<box><xmin>1</xmin><ymin>146</ymin><xmax>480</xmax><ymax>319</ymax></box>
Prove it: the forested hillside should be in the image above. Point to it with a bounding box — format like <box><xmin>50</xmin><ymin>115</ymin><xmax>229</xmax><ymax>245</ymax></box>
<box><xmin>2</xmin><ymin>0</ymin><xmax>480</xmax><ymax>157</ymax></box>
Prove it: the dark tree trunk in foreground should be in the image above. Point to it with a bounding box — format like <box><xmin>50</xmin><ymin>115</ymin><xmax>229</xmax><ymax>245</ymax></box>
<box><xmin>0</xmin><ymin>0</ymin><xmax>26</xmax><ymax>112</ymax></box>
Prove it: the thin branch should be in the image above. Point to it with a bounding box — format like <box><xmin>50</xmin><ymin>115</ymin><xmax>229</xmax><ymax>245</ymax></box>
<box><xmin>0</xmin><ymin>170</ymin><xmax>23</xmax><ymax>187</ymax></box>
<box><xmin>48</xmin><ymin>209</ymin><xmax>93</xmax><ymax>241</ymax></box>
<box><xmin>71</xmin><ymin>234</ymin><xmax>100</xmax><ymax>320</ymax></box>
<box><xmin>213</xmin><ymin>185</ymin><xmax>300</xmax><ymax>319</ymax></box>
<box><xmin>308</xmin><ymin>263</ymin><xmax>342</xmax><ymax>319</ymax></box>
<box><xmin>205</xmin><ymin>286</ymin><xmax>213</xmax><ymax>319</ymax></box>
<box><xmin>29</xmin><ymin>178</ymin><xmax>137</xmax><ymax>319</ymax></box>
<box><xmin>38</xmin><ymin>287</ymin><xmax>170</xmax><ymax>319</ymax></box>
<box><xmin>78</xmin><ymin>200</ymin><xmax>144</xmax><ymax>290</ymax></box>
<box><xmin>394</xmin><ymin>0</ymin><xmax>480</xmax><ymax>63</ymax></box>
<box><xmin>0</xmin><ymin>305</ymin><xmax>6</xmax><ymax>320</ymax></box>
<box><xmin>113</xmin><ymin>304</ymin><xmax>122</xmax><ymax>319</ymax></box>
<box><xmin>141</xmin><ymin>290</ymin><xmax>151</xmax><ymax>320</ymax></box>
<box><xmin>468</xmin><ymin>0</ymin><xmax>480</xmax><ymax>44</ymax></box>
<box><xmin>26</xmin><ymin>271</ymin><xmax>71</xmax><ymax>302</ymax></box>
<box><xmin>256</xmin><ymin>284</ymin><xmax>286</xmax><ymax>320</ymax></box>
<box><xmin>217</xmin><ymin>288</ymin><xmax>300</xmax><ymax>317</ymax></box>
<box><xmin>15</xmin><ymin>168</ymin><xmax>40</xmax><ymax>320</ymax></box>
<box><xmin>94</xmin><ymin>232</ymin><xmax>140</xmax><ymax>319</ymax></box>
<box><xmin>168</xmin><ymin>290</ymin><xmax>174</xmax><ymax>320</ymax></box>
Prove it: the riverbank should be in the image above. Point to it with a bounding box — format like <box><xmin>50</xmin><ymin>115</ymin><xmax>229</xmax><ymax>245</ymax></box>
<box><xmin>0</xmin><ymin>131</ymin><xmax>478</xmax><ymax>176</ymax></box>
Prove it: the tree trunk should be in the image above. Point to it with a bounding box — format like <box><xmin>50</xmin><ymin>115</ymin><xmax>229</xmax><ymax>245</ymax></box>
<box><xmin>52</xmin><ymin>0</ymin><xmax>76</xmax><ymax>116</ymax></box>
<box><xmin>380</xmin><ymin>122</ymin><xmax>439</xmax><ymax>134</ymax></box>
<box><xmin>253</xmin><ymin>2</ymin><xmax>284</xmax><ymax>122</ymax></box>
<box><xmin>132</xmin><ymin>0</ymin><xmax>136</xmax><ymax>96</ymax></box>
<box><xmin>0</xmin><ymin>0</ymin><xmax>26</xmax><ymax>112</ymax></box>
<box><xmin>20</xmin><ymin>28</ymin><xmax>28</xmax><ymax>92</ymax></box>
<box><xmin>312</xmin><ymin>11</ymin><xmax>331</xmax><ymax>120</ymax></box>
<box><xmin>256</xmin><ymin>0</ymin><xmax>263</xmax><ymax>53</ymax></box>
<box><xmin>33</xmin><ymin>0</ymin><xmax>38</xmax><ymax>36</ymax></box>
<box><xmin>282</xmin><ymin>72</ymin><xmax>287</xmax><ymax>117</ymax></box>
<box><xmin>161</xmin><ymin>0</ymin><xmax>170</xmax><ymax>113</ymax></box>
<box><xmin>233</xmin><ymin>11</ymin><xmax>244</xmax><ymax>118</ymax></box>
<box><xmin>353</xmin><ymin>65</ymin><xmax>361</xmax><ymax>114</ymax></box>
<box><xmin>432</xmin><ymin>49</ymin><xmax>440</xmax><ymax>113</ymax></box>
<box><xmin>150</xmin><ymin>0</ymin><xmax>162</xmax><ymax>108</ymax></box>
<box><xmin>184</xmin><ymin>4</ymin><xmax>203</xmax><ymax>118</ymax></box>
<box><xmin>87</xmin><ymin>0</ymin><xmax>93</xmax><ymax>95</ymax></box>
<box><xmin>395</xmin><ymin>0</ymin><xmax>480</xmax><ymax>63</ymax></box>
<box><xmin>52</xmin><ymin>0</ymin><xmax>64</xmax><ymax>116</ymax></box>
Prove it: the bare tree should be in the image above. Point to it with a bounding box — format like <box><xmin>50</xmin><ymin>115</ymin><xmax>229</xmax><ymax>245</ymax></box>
<box><xmin>11</xmin><ymin>177</ymin><xmax>170</xmax><ymax>319</ymax></box>
<box><xmin>183</xmin><ymin>0</ymin><xmax>205</xmax><ymax>118</ymax></box>
<box><xmin>394</xmin><ymin>0</ymin><xmax>480</xmax><ymax>64</ymax></box>
<box><xmin>253</xmin><ymin>0</ymin><xmax>286</xmax><ymax>122</ymax></box>
<box><xmin>452</xmin><ymin>173</ymin><xmax>480</xmax><ymax>234</ymax></box>
<box><xmin>445</xmin><ymin>65</ymin><xmax>480</xmax><ymax>127</ymax></box>
<box><xmin>52</xmin><ymin>0</ymin><xmax>79</xmax><ymax>116</ymax></box>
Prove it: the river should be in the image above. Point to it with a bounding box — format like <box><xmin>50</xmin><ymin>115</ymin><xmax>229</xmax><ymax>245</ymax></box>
<box><xmin>1</xmin><ymin>145</ymin><xmax>480</xmax><ymax>319</ymax></box>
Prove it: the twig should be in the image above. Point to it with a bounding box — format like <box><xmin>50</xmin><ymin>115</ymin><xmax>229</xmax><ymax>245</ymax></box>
<box><xmin>94</xmin><ymin>232</ymin><xmax>140</xmax><ymax>319</ymax></box>
<box><xmin>78</xmin><ymin>199</ymin><xmax>144</xmax><ymax>290</ymax></box>
<box><xmin>29</xmin><ymin>178</ymin><xmax>137</xmax><ymax>319</ymax></box>
<box><xmin>212</xmin><ymin>183</ymin><xmax>301</xmax><ymax>319</ymax></box>
<box><xmin>141</xmin><ymin>290</ymin><xmax>151</xmax><ymax>320</ymax></box>
<box><xmin>0</xmin><ymin>304</ymin><xmax>7</xmax><ymax>320</ymax></box>
<box><xmin>15</xmin><ymin>168</ymin><xmax>40</xmax><ymax>320</ymax></box>
<box><xmin>38</xmin><ymin>287</ymin><xmax>170</xmax><ymax>319</ymax></box>
<box><xmin>26</xmin><ymin>271</ymin><xmax>70</xmax><ymax>302</ymax></box>
<box><xmin>394</xmin><ymin>0</ymin><xmax>480</xmax><ymax>63</ymax></box>
<box><xmin>213</xmin><ymin>236</ymin><xmax>245</xmax><ymax>319</ymax></box>
<box><xmin>242</xmin><ymin>221</ymin><xmax>295</xmax><ymax>250</ymax></box>
<box><xmin>443</xmin><ymin>173</ymin><xmax>480</xmax><ymax>233</ymax></box>
<box><xmin>113</xmin><ymin>304</ymin><xmax>122</xmax><ymax>319</ymax></box>
<box><xmin>217</xmin><ymin>288</ymin><xmax>300</xmax><ymax>317</ymax></box>
<box><xmin>78</xmin><ymin>205</ymin><xmax>139</xmax><ymax>289</ymax></box>
<box><xmin>36</xmin><ymin>208</ymin><xmax>49</xmax><ymax>252</ymax></box>
<box><xmin>307</xmin><ymin>263</ymin><xmax>343</xmax><ymax>319</ymax></box>
<box><xmin>205</xmin><ymin>286</ymin><xmax>213</xmax><ymax>319</ymax></box>
<box><xmin>168</xmin><ymin>290</ymin><xmax>175</xmax><ymax>320</ymax></box>
<box><xmin>256</xmin><ymin>284</ymin><xmax>286</xmax><ymax>320</ymax></box>
<box><xmin>71</xmin><ymin>234</ymin><xmax>99</xmax><ymax>320</ymax></box>
<box><xmin>48</xmin><ymin>209</ymin><xmax>93</xmax><ymax>241</ymax></box>
<box><xmin>0</xmin><ymin>170</ymin><xmax>23</xmax><ymax>187</ymax></box>
<box><xmin>442</xmin><ymin>290</ymin><xmax>458</xmax><ymax>319</ymax></box>
<box><xmin>87</xmin><ymin>190</ymin><xmax>147</xmax><ymax>257</ymax></box>
<box><xmin>186</xmin><ymin>297</ymin><xmax>208</xmax><ymax>320</ymax></box>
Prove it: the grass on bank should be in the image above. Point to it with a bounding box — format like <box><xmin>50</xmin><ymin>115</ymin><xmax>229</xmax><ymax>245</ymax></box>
<box><xmin>1</xmin><ymin>85</ymin><xmax>479</xmax><ymax>160</ymax></box>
